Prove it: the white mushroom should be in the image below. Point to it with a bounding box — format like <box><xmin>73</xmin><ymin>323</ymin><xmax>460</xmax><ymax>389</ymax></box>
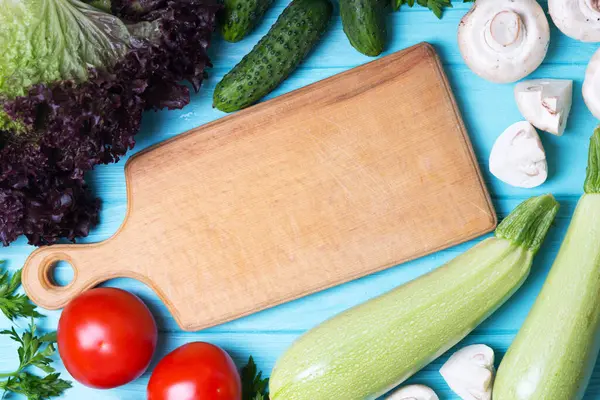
<box><xmin>549</xmin><ymin>0</ymin><xmax>600</xmax><ymax>42</ymax></box>
<box><xmin>387</xmin><ymin>385</ymin><xmax>439</xmax><ymax>400</ymax></box>
<box><xmin>489</xmin><ymin>121</ymin><xmax>548</xmax><ymax>188</ymax></box>
<box><xmin>458</xmin><ymin>0</ymin><xmax>550</xmax><ymax>83</ymax></box>
<box><xmin>584</xmin><ymin>47</ymin><xmax>600</xmax><ymax>119</ymax></box>
<box><xmin>440</xmin><ymin>345</ymin><xmax>495</xmax><ymax>400</ymax></box>
<box><xmin>515</xmin><ymin>79</ymin><xmax>573</xmax><ymax>136</ymax></box>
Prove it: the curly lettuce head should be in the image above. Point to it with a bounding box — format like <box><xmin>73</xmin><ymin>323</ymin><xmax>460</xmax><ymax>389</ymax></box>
<box><xmin>0</xmin><ymin>0</ymin><xmax>219</xmax><ymax>246</ymax></box>
<box><xmin>0</xmin><ymin>0</ymin><xmax>161</xmax><ymax>128</ymax></box>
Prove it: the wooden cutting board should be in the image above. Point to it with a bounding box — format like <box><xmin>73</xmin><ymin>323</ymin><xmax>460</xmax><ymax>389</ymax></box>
<box><xmin>22</xmin><ymin>43</ymin><xmax>496</xmax><ymax>331</ymax></box>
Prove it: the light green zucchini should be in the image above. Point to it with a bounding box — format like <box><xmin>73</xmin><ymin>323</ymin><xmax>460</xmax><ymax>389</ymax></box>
<box><xmin>493</xmin><ymin>129</ymin><xmax>600</xmax><ymax>400</ymax></box>
<box><xmin>269</xmin><ymin>195</ymin><xmax>559</xmax><ymax>400</ymax></box>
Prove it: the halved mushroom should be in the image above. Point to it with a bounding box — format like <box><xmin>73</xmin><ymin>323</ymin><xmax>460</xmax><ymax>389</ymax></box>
<box><xmin>549</xmin><ymin>0</ymin><xmax>600</xmax><ymax>42</ymax></box>
<box><xmin>387</xmin><ymin>385</ymin><xmax>439</xmax><ymax>400</ymax></box>
<box><xmin>584</xmin><ymin>47</ymin><xmax>600</xmax><ymax>119</ymax></box>
<box><xmin>440</xmin><ymin>345</ymin><xmax>495</xmax><ymax>400</ymax></box>
<box><xmin>458</xmin><ymin>0</ymin><xmax>550</xmax><ymax>83</ymax></box>
<box><xmin>515</xmin><ymin>79</ymin><xmax>573</xmax><ymax>136</ymax></box>
<box><xmin>489</xmin><ymin>121</ymin><xmax>548</xmax><ymax>188</ymax></box>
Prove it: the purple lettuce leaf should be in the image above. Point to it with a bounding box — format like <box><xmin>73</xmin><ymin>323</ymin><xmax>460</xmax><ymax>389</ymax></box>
<box><xmin>0</xmin><ymin>0</ymin><xmax>220</xmax><ymax>246</ymax></box>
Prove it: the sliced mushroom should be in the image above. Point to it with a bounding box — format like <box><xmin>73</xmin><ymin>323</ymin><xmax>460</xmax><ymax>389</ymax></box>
<box><xmin>458</xmin><ymin>0</ymin><xmax>550</xmax><ymax>83</ymax></box>
<box><xmin>515</xmin><ymin>79</ymin><xmax>573</xmax><ymax>136</ymax></box>
<box><xmin>387</xmin><ymin>385</ymin><xmax>439</xmax><ymax>400</ymax></box>
<box><xmin>440</xmin><ymin>345</ymin><xmax>495</xmax><ymax>400</ymax></box>
<box><xmin>489</xmin><ymin>121</ymin><xmax>548</xmax><ymax>188</ymax></box>
<box><xmin>549</xmin><ymin>0</ymin><xmax>600</xmax><ymax>42</ymax></box>
<box><xmin>584</xmin><ymin>47</ymin><xmax>600</xmax><ymax>119</ymax></box>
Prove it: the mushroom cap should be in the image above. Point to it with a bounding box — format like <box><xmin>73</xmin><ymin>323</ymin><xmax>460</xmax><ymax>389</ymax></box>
<box><xmin>387</xmin><ymin>385</ymin><xmax>439</xmax><ymax>400</ymax></box>
<box><xmin>549</xmin><ymin>0</ymin><xmax>600</xmax><ymax>42</ymax></box>
<box><xmin>489</xmin><ymin>121</ymin><xmax>548</xmax><ymax>188</ymax></box>
<box><xmin>440</xmin><ymin>345</ymin><xmax>495</xmax><ymax>400</ymax></box>
<box><xmin>458</xmin><ymin>0</ymin><xmax>550</xmax><ymax>83</ymax></box>
<box><xmin>584</xmin><ymin>47</ymin><xmax>600</xmax><ymax>119</ymax></box>
<box><xmin>514</xmin><ymin>79</ymin><xmax>573</xmax><ymax>135</ymax></box>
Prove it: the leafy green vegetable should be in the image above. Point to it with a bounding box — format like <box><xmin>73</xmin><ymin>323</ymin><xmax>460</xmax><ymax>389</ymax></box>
<box><xmin>1</xmin><ymin>326</ymin><xmax>58</xmax><ymax>374</ymax></box>
<box><xmin>585</xmin><ymin>126</ymin><xmax>600</xmax><ymax>194</ymax></box>
<box><xmin>0</xmin><ymin>262</ymin><xmax>42</xmax><ymax>321</ymax></box>
<box><xmin>0</xmin><ymin>262</ymin><xmax>71</xmax><ymax>399</ymax></box>
<box><xmin>0</xmin><ymin>322</ymin><xmax>71</xmax><ymax>400</ymax></box>
<box><xmin>0</xmin><ymin>0</ymin><xmax>137</xmax><ymax>100</ymax></box>
<box><xmin>0</xmin><ymin>0</ymin><xmax>154</xmax><ymax>133</ymax></box>
<box><xmin>0</xmin><ymin>0</ymin><xmax>220</xmax><ymax>247</ymax></box>
<box><xmin>393</xmin><ymin>0</ymin><xmax>474</xmax><ymax>19</ymax></box>
<box><xmin>241</xmin><ymin>356</ymin><xmax>269</xmax><ymax>400</ymax></box>
<box><xmin>1</xmin><ymin>372</ymin><xmax>71</xmax><ymax>400</ymax></box>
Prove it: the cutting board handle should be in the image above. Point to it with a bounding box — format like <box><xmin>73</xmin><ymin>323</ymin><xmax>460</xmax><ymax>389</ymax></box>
<box><xmin>22</xmin><ymin>244</ymin><xmax>117</xmax><ymax>310</ymax></box>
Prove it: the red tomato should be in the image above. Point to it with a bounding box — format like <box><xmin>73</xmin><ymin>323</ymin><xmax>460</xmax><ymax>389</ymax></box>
<box><xmin>58</xmin><ymin>288</ymin><xmax>157</xmax><ymax>389</ymax></box>
<box><xmin>148</xmin><ymin>342</ymin><xmax>242</xmax><ymax>400</ymax></box>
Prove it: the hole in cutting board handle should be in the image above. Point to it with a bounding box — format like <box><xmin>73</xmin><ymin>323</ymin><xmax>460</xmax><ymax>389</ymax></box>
<box><xmin>22</xmin><ymin>248</ymin><xmax>101</xmax><ymax>310</ymax></box>
<box><xmin>47</xmin><ymin>260</ymin><xmax>74</xmax><ymax>288</ymax></box>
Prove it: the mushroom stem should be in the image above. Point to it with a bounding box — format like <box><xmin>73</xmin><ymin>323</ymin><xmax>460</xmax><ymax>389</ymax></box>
<box><xmin>515</xmin><ymin>79</ymin><xmax>573</xmax><ymax>136</ymax></box>
<box><xmin>585</xmin><ymin>0</ymin><xmax>600</xmax><ymax>14</ymax></box>
<box><xmin>486</xmin><ymin>10</ymin><xmax>525</xmax><ymax>51</ymax></box>
<box><xmin>458</xmin><ymin>0</ymin><xmax>550</xmax><ymax>83</ymax></box>
<box><xmin>440</xmin><ymin>345</ymin><xmax>495</xmax><ymax>400</ymax></box>
<box><xmin>489</xmin><ymin>121</ymin><xmax>548</xmax><ymax>188</ymax></box>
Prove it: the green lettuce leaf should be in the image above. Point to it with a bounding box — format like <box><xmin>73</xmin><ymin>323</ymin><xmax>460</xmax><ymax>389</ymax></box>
<box><xmin>0</xmin><ymin>0</ymin><xmax>219</xmax><ymax>247</ymax></box>
<box><xmin>1</xmin><ymin>0</ymin><xmax>131</xmax><ymax>97</ymax></box>
<box><xmin>0</xmin><ymin>0</ymin><xmax>160</xmax><ymax>130</ymax></box>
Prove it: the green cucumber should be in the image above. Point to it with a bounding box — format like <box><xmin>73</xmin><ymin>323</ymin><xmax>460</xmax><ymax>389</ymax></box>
<box><xmin>493</xmin><ymin>129</ymin><xmax>600</xmax><ymax>400</ymax></box>
<box><xmin>340</xmin><ymin>0</ymin><xmax>387</xmax><ymax>56</ymax></box>
<box><xmin>220</xmin><ymin>0</ymin><xmax>275</xmax><ymax>43</ymax></box>
<box><xmin>213</xmin><ymin>0</ymin><xmax>332</xmax><ymax>113</ymax></box>
<box><xmin>269</xmin><ymin>195</ymin><xmax>559</xmax><ymax>400</ymax></box>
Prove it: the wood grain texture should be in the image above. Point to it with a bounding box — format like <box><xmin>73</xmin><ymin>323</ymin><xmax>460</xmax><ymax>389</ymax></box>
<box><xmin>21</xmin><ymin>43</ymin><xmax>495</xmax><ymax>331</ymax></box>
<box><xmin>4</xmin><ymin>1</ymin><xmax>600</xmax><ymax>399</ymax></box>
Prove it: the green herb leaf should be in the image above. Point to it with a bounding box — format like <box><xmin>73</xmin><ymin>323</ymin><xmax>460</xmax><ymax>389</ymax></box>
<box><xmin>0</xmin><ymin>322</ymin><xmax>71</xmax><ymax>399</ymax></box>
<box><xmin>2</xmin><ymin>322</ymin><xmax>58</xmax><ymax>376</ymax></box>
<box><xmin>0</xmin><ymin>372</ymin><xmax>72</xmax><ymax>400</ymax></box>
<box><xmin>394</xmin><ymin>0</ymin><xmax>472</xmax><ymax>18</ymax></box>
<box><xmin>241</xmin><ymin>356</ymin><xmax>269</xmax><ymax>400</ymax></box>
<box><xmin>585</xmin><ymin>127</ymin><xmax>600</xmax><ymax>194</ymax></box>
<box><xmin>0</xmin><ymin>264</ymin><xmax>43</xmax><ymax>321</ymax></box>
<box><xmin>0</xmin><ymin>261</ymin><xmax>72</xmax><ymax>400</ymax></box>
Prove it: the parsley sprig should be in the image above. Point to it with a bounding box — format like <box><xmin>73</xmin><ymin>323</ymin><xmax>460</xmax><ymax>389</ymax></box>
<box><xmin>393</xmin><ymin>0</ymin><xmax>475</xmax><ymax>19</ymax></box>
<box><xmin>0</xmin><ymin>323</ymin><xmax>72</xmax><ymax>400</ymax></box>
<box><xmin>241</xmin><ymin>356</ymin><xmax>269</xmax><ymax>400</ymax></box>
<box><xmin>0</xmin><ymin>262</ymin><xmax>42</xmax><ymax>321</ymax></box>
<box><xmin>0</xmin><ymin>263</ymin><xmax>72</xmax><ymax>400</ymax></box>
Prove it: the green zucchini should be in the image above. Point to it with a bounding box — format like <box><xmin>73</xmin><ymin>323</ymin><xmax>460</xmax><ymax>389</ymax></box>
<box><xmin>493</xmin><ymin>129</ymin><xmax>600</xmax><ymax>400</ymax></box>
<box><xmin>340</xmin><ymin>0</ymin><xmax>387</xmax><ymax>56</ymax></box>
<box><xmin>213</xmin><ymin>0</ymin><xmax>332</xmax><ymax>113</ymax></box>
<box><xmin>269</xmin><ymin>195</ymin><xmax>559</xmax><ymax>400</ymax></box>
<box><xmin>220</xmin><ymin>0</ymin><xmax>275</xmax><ymax>43</ymax></box>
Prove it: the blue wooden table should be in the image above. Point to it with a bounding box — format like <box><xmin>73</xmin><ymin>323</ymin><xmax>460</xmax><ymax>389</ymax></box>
<box><xmin>2</xmin><ymin>1</ymin><xmax>600</xmax><ymax>398</ymax></box>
